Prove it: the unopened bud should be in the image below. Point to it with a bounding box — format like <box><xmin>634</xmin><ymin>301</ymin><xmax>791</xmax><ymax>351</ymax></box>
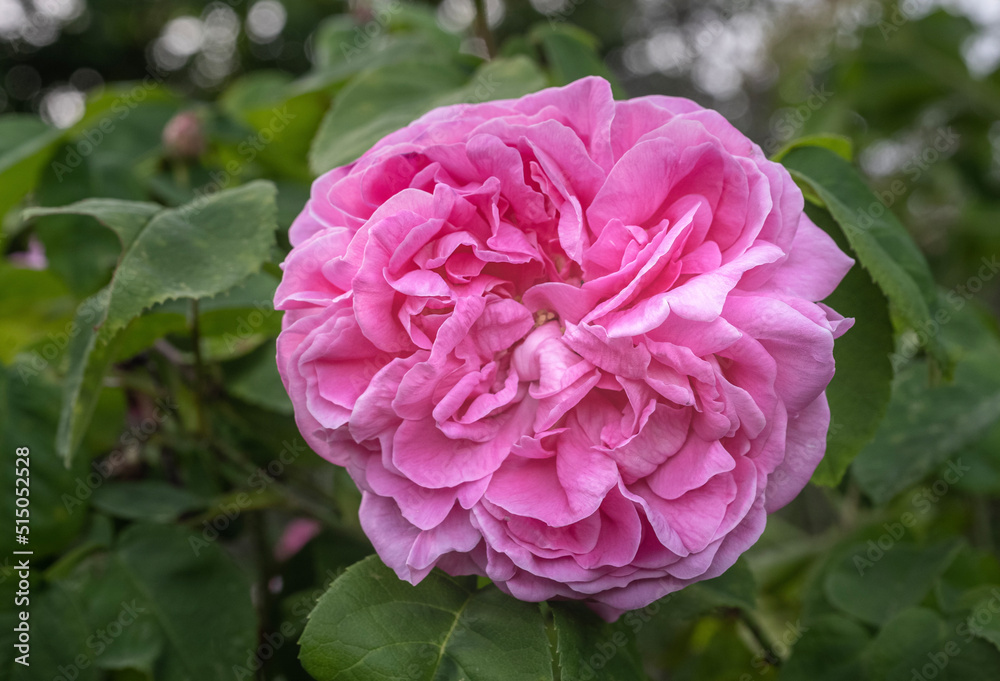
<box><xmin>162</xmin><ymin>110</ymin><xmax>206</xmax><ymax>159</ymax></box>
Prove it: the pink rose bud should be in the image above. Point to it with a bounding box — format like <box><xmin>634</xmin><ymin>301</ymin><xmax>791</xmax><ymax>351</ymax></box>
<box><xmin>162</xmin><ymin>110</ymin><xmax>206</xmax><ymax>159</ymax></box>
<box><xmin>274</xmin><ymin>77</ymin><xmax>854</xmax><ymax>620</ymax></box>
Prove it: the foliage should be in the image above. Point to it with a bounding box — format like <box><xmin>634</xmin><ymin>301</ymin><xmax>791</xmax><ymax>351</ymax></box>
<box><xmin>1</xmin><ymin>2</ymin><xmax>999</xmax><ymax>680</ymax></box>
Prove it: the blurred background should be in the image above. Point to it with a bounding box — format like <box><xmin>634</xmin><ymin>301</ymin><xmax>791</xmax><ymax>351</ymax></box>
<box><xmin>2</xmin><ymin>0</ymin><xmax>999</xmax><ymax>294</ymax></box>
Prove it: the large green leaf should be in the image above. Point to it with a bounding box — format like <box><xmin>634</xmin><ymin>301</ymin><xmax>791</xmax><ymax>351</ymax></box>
<box><xmin>98</xmin><ymin>180</ymin><xmax>277</xmax><ymax>337</ymax></box>
<box><xmin>32</xmin><ymin>181</ymin><xmax>279</xmax><ymax>462</ymax></box>
<box><xmin>55</xmin><ymin>523</ymin><xmax>256</xmax><ymax>680</ymax></box>
<box><xmin>299</xmin><ymin>555</ymin><xmax>553</xmax><ymax>681</ymax></box>
<box><xmin>851</xmin><ymin>305</ymin><xmax>1000</xmax><ymax>503</ymax></box>
<box><xmin>806</xmin><ymin>206</ymin><xmax>894</xmax><ymax>486</ymax></box>
<box><xmin>308</xmin><ymin>59</ymin><xmax>466</xmax><ymax>175</ymax></box>
<box><xmin>293</xmin><ymin>4</ymin><xmax>463</xmax><ymax>96</ymax></box>
<box><xmin>552</xmin><ymin>603</ymin><xmax>648</xmax><ymax>681</ymax></box>
<box><xmin>309</xmin><ymin>56</ymin><xmax>547</xmax><ymax>174</ymax></box>
<box><xmin>23</xmin><ymin>199</ymin><xmax>163</xmax><ymax>252</ymax></box>
<box><xmin>780</xmin><ymin>145</ymin><xmax>949</xmax><ymax>371</ymax></box>
<box><xmin>112</xmin><ymin>524</ymin><xmax>256</xmax><ymax>679</ymax></box>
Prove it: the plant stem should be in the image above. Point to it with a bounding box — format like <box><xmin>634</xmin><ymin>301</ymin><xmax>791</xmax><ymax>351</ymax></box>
<box><xmin>249</xmin><ymin>512</ymin><xmax>274</xmax><ymax>658</ymax></box>
<box><xmin>473</xmin><ymin>0</ymin><xmax>495</xmax><ymax>58</ymax></box>
<box><xmin>737</xmin><ymin>609</ymin><xmax>782</xmax><ymax>667</ymax></box>
<box><xmin>190</xmin><ymin>299</ymin><xmax>210</xmax><ymax>440</ymax></box>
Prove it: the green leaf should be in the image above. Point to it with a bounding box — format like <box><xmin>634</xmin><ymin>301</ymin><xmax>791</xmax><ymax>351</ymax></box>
<box><xmin>309</xmin><ymin>56</ymin><xmax>547</xmax><ymax>174</ymax></box>
<box><xmin>806</xmin><ymin>206</ymin><xmax>894</xmax><ymax>486</ymax></box>
<box><xmin>90</xmin><ymin>481</ymin><xmax>208</xmax><ymax>522</ymax></box>
<box><xmin>219</xmin><ymin>71</ymin><xmax>328</xmax><ymax>182</ymax></box>
<box><xmin>936</xmin><ymin>546</ymin><xmax>1000</xmax><ymax>614</ymax></box>
<box><xmin>310</xmin><ymin>16</ymin><xmax>362</xmax><ymax>70</ymax></box>
<box><xmin>770</xmin><ymin>134</ymin><xmax>853</xmax><ymax>163</ymax></box>
<box><xmin>309</xmin><ymin>58</ymin><xmax>466</xmax><ymax>175</ymax></box>
<box><xmin>859</xmin><ymin>606</ymin><xmax>1000</xmax><ymax>681</ymax></box>
<box><xmin>23</xmin><ymin>199</ymin><xmax>163</xmax><ymax>252</ymax></box>
<box><xmin>965</xmin><ymin>588</ymin><xmax>1000</xmax><ymax>652</ymax></box>
<box><xmin>942</xmin><ymin>635</ymin><xmax>1000</xmax><ymax>681</ymax></box>
<box><xmin>67</xmin><ymin>523</ymin><xmax>257</xmax><ymax>680</ymax></box>
<box><xmin>0</xmin><ymin>264</ymin><xmax>75</xmax><ymax>363</ymax></box>
<box><xmin>49</xmin><ymin>182</ymin><xmax>278</xmax><ymax>463</ymax></box>
<box><xmin>861</xmin><ymin>607</ymin><xmax>946</xmax><ymax>681</ymax></box>
<box><xmin>852</xmin><ymin>305</ymin><xmax>1000</xmax><ymax>503</ymax></box>
<box><xmin>0</xmin><ymin>115</ymin><xmax>64</xmax><ymax>222</ymax></box>
<box><xmin>551</xmin><ymin>603</ymin><xmax>648</xmax><ymax>681</ymax></box>
<box><xmin>222</xmin><ymin>340</ymin><xmax>293</xmax><ymax>414</ymax></box>
<box><xmin>297</xmin><ymin>4</ymin><xmax>461</xmax><ymax>91</ymax></box>
<box><xmin>98</xmin><ymin>180</ymin><xmax>278</xmax><ymax>337</ymax></box>
<box><xmin>56</xmin><ymin>290</ymin><xmax>125</xmax><ymax>463</ymax></box>
<box><xmin>824</xmin><ymin>540</ymin><xmax>962</xmax><ymax>625</ymax></box>
<box><xmin>113</xmin><ymin>312</ymin><xmax>189</xmax><ymax>361</ymax></box>
<box><xmin>672</xmin><ymin>557</ymin><xmax>757</xmax><ymax>614</ymax></box>
<box><xmin>779</xmin><ymin>145</ymin><xmax>950</xmax><ymax>371</ymax></box>
<box><xmin>529</xmin><ymin>24</ymin><xmax>624</xmax><ymax>96</ymax></box>
<box><xmin>0</xmin><ymin>363</ymin><xmax>91</xmax><ymax>559</ymax></box>
<box><xmin>780</xmin><ymin>614</ymin><xmax>871</xmax><ymax>681</ymax></box>
<box><xmin>299</xmin><ymin>555</ymin><xmax>553</xmax><ymax>681</ymax></box>
<box><xmin>0</xmin><ymin>586</ymin><xmax>99</xmax><ymax>681</ymax></box>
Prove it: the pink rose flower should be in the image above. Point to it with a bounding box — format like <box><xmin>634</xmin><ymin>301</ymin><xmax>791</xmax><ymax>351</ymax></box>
<box><xmin>275</xmin><ymin>77</ymin><xmax>853</xmax><ymax>619</ymax></box>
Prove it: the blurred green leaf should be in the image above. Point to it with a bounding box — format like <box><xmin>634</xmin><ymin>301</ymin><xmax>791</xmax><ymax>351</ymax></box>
<box><xmin>529</xmin><ymin>24</ymin><xmax>624</xmax><ymax>96</ymax></box>
<box><xmin>219</xmin><ymin>72</ymin><xmax>328</xmax><ymax>182</ymax></box>
<box><xmin>936</xmin><ymin>545</ymin><xmax>1000</xmax><ymax>613</ymax></box>
<box><xmin>309</xmin><ymin>56</ymin><xmax>547</xmax><ymax>174</ymax></box>
<box><xmin>222</xmin><ymin>340</ymin><xmax>292</xmax><ymax>414</ymax></box>
<box><xmin>0</xmin><ymin>586</ymin><xmax>98</xmax><ymax>681</ymax></box>
<box><xmin>299</xmin><ymin>554</ymin><xmax>553</xmax><ymax>681</ymax></box>
<box><xmin>781</xmin><ymin>614</ymin><xmax>871</xmax><ymax>681</ymax></box>
<box><xmin>861</xmin><ymin>607</ymin><xmax>946</xmax><ymax>681</ymax></box>
<box><xmin>62</xmin><ymin>523</ymin><xmax>256</xmax><ymax>679</ymax></box>
<box><xmin>0</xmin><ymin>115</ymin><xmax>64</xmax><ymax>223</ymax></box>
<box><xmin>0</xmin><ymin>362</ymin><xmax>91</xmax><ymax>559</ymax></box>
<box><xmin>824</xmin><ymin>540</ymin><xmax>962</xmax><ymax>626</ymax></box>
<box><xmin>90</xmin><ymin>481</ymin><xmax>208</xmax><ymax>522</ymax></box>
<box><xmin>0</xmin><ymin>264</ymin><xmax>75</xmax><ymax>363</ymax></box>
<box><xmin>780</xmin><ymin>145</ymin><xmax>950</xmax><ymax>372</ymax></box>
